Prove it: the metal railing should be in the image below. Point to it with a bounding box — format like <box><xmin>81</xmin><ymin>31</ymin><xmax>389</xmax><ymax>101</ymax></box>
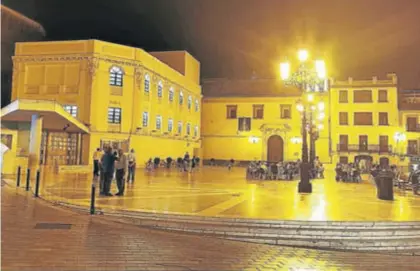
<box><xmin>336</xmin><ymin>144</ymin><xmax>393</xmax><ymax>153</ymax></box>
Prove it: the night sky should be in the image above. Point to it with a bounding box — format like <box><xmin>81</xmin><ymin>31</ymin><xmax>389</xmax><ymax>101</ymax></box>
<box><xmin>4</xmin><ymin>0</ymin><xmax>420</xmax><ymax>89</ymax></box>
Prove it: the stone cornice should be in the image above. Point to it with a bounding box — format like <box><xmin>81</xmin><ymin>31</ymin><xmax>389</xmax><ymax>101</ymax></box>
<box><xmin>12</xmin><ymin>54</ymin><xmax>200</xmax><ymax>97</ymax></box>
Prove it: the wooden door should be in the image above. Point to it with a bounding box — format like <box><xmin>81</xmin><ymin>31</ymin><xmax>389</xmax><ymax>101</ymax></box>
<box><xmin>407</xmin><ymin>117</ymin><xmax>417</xmax><ymax>131</ymax></box>
<box><xmin>379</xmin><ymin>136</ymin><xmax>388</xmax><ymax>152</ymax></box>
<box><xmin>339</xmin><ymin>135</ymin><xmax>348</xmax><ymax>151</ymax></box>
<box><xmin>359</xmin><ymin>135</ymin><xmax>368</xmax><ymax>151</ymax></box>
<box><xmin>267</xmin><ymin>135</ymin><xmax>284</xmax><ymax>162</ymax></box>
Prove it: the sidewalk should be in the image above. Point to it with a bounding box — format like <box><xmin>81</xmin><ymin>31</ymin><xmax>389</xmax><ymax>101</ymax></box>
<box><xmin>1</xmin><ymin>184</ymin><xmax>420</xmax><ymax>271</ymax></box>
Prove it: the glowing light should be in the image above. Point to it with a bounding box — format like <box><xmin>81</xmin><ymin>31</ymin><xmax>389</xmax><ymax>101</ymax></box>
<box><xmin>317</xmin><ymin>124</ymin><xmax>324</xmax><ymax>130</ymax></box>
<box><xmin>318</xmin><ymin>112</ymin><xmax>325</xmax><ymax>120</ymax></box>
<box><xmin>280</xmin><ymin>62</ymin><xmax>290</xmax><ymax>80</ymax></box>
<box><xmin>307</xmin><ymin>93</ymin><xmax>314</xmax><ymax>102</ymax></box>
<box><xmin>296</xmin><ymin>103</ymin><xmax>304</xmax><ymax>112</ymax></box>
<box><xmin>298</xmin><ymin>49</ymin><xmax>309</xmax><ymax>62</ymax></box>
<box><xmin>315</xmin><ymin>60</ymin><xmax>326</xmax><ymax>79</ymax></box>
<box><xmin>394</xmin><ymin>132</ymin><xmax>406</xmax><ymax>142</ymax></box>
<box><xmin>291</xmin><ymin>136</ymin><xmax>302</xmax><ymax>144</ymax></box>
<box><xmin>317</xmin><ymin>101</ymin><xmax>325</xmax><ymax>111</ymax></box>
<box><xmin>248</xmin><ymin>136</ymin><xmax>259</xmax><ymax>144</ymax></box>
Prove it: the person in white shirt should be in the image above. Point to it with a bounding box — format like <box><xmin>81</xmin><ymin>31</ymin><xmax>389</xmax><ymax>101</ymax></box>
<box><xmin>127</xmin><ymin>149</ymin><xmax>136</xmax><ymax>183</ymax></box>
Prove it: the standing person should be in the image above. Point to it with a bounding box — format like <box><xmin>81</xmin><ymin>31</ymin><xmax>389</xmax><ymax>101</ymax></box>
<box><xmin>93</xmin><ymin>148</ymin><xmax>102</xmax><ymax>177</ymax></box>
<box><xmin>190</xmin><ymin>156</ymin><xmax>197</xmax><ymax>173</ymax></box>
<box><xmin>101</xmin><ymin>146</ymin><xmax>117</xmax><ymax>197</ymax></box>
<box><xmin>127</xmin><ymin>149</ymin><xmax>136</xmax><ymax>183</ymax></box>
<box><xmin>115</xmin><ymin>149</ymin><xmax>128</xmax><ymax>196</ymax></box>
<box><xmin>183</xmin><ymin>152</ymin><xmax>190</xmax><ymax>172</ymax></box>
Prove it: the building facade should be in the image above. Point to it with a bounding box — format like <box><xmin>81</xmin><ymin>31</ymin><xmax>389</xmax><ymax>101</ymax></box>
<box><xmin>2</xmin><ymin>40</ymin><xmax>201</xmax><ymax>173</ymax></box>
<box><xmin>201</xmin><ymin>75</ymin><xmax>420</xmax><ymax>167</ymax></box>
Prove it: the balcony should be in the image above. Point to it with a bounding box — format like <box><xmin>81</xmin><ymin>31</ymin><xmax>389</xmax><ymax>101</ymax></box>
<box><xmin>407</xmin><ymin>147</ymin><xmax>419</xmax><ymax>156</ymax></box>
<box><xmin>337</xmin><ymin>144</ymin><xmax>392</xmax><ymax>153</ymax></box>
<box><xmin>406</xmin><ymin>125</ymin><xmax>420</xmax><ymax>132</ymax></box>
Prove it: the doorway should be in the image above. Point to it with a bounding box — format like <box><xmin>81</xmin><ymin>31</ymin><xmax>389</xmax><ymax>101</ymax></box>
<box><xmin>267</xmin><ymin>135</ymin><xmax>284</xmax><ymax>162</ymax></box>
<box><xmin>359</xmin><ymin>135</ymin><xmax>368</xmax><ymax>151</ymax></box>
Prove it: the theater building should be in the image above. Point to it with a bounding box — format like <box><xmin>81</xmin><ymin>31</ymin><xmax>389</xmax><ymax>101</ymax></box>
<box><xmin>1</xmin><ymin>40</ymin><xmax>201</xmax><ymax>174</ymax></box>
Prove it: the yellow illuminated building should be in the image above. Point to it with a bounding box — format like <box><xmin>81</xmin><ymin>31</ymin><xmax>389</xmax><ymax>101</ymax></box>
<box><xmin>1</xmin><ymin>40</ymin><xmax>201</xmax><ymax>174</ymax></box>
<box><xmin>201</xmin><ymin>75</ymin><xmax>420</xmax><ymax>167</ymax></box>
<box><xmin>1</xmin><ymin>40</ymin><xmax>420</xmax><ymax>175</ymax></box>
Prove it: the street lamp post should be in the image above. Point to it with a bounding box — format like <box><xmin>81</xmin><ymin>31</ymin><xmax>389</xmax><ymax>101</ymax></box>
<box><xmin>280</xmin><ymin>49</ymin><xmax>327</xmax><ymax>193</ymax></box>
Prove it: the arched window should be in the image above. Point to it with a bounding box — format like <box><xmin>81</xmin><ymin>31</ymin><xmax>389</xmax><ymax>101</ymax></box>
<box><xmin>187</xmin><ymin>96</ymin><xmax>192</xmax><ymax>110</ymax></box>
<box><xmin>195</xmin><ymin>99</ymin><xmax>199</xmax><ymax>112</ymax></box>
<box><xmin>109</xmin><ymin>66</ymin><xmax>124</xmax><ymax>87</ymax></box>
<box><xmin>144</xmin><ymin>74</ymin><xmax>151</xmax><ymax>93</ymax></box>
<box><xmin>169</xmin><ymin>87</ymin><xmax>174</xmax><ymax>102</ymax></box>
<box><xmin>179</xmin><ymin>91</ymin><xmax>184</xmax><ymax>105</ymax></box>
<box><xmin>157</xmin><ymin>81</ymin><xmax>163</xmax><ymax>98</ymax></box>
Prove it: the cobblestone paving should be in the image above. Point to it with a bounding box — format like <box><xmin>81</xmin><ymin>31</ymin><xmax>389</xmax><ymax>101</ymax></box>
<box><xmin>2</xmin><ymin>186</ymin><xmax>420</xmax><ymax>271</ymax></box>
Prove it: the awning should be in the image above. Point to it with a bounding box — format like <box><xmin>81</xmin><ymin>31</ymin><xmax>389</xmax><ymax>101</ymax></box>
<box><xmin>1</xmin><ymin>99</ymin><xmax>90</xmax><ymax>134</ymax></box>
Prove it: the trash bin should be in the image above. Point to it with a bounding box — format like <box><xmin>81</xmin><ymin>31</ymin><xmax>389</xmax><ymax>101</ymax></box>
<box><xmin>375</xmin><ymin>170</ymin><xmax>394</xmax><ymax>200</ymax></box>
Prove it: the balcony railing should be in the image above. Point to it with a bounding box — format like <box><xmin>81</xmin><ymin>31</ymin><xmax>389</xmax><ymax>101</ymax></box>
<box><xmin>407</xmin><ymin>147</ymin><xmax>419</xmax><ymax>155</ymax></box>
<box><xmin>337</xmin><ymin>144</ymin><xmax>393</xmax><ymax>153</ymax></box>
<box><xmin>406</xmin><ymin>125</ymin><xmax>420</xmax><ymax>132</ymax></box>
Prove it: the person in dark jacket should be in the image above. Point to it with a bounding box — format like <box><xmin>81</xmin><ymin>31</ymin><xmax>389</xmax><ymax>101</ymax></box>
<box><xmin>101</xmin><ymin>146</ymin><xmax>117</xmax><ymax>196</ymax></box>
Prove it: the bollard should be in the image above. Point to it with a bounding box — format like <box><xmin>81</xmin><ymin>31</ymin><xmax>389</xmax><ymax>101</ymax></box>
<box><xmin>90</xmin><ymin>182</ymin><xmax>96</xmax><ymax>215</ymax></box>
<box><xmin>25</xmin><ymin>168</ymin><xmax>31</xmax><ymax>191</ymax></box>
<box><xmin>34</xmin><ymin>170</ymin><xmax>41</xmax><ymax>197</ymax></box>
<box><xmin>16</xmin><ymin>166</ymin><xmax>21</xmax><ymax>187</ymax></box>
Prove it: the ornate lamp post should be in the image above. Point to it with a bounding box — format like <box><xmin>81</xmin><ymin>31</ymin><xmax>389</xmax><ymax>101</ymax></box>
<box><xmin>280</xmin><ymin>49</ymin><xmax>327</xmax><ymax>193</ymax></box>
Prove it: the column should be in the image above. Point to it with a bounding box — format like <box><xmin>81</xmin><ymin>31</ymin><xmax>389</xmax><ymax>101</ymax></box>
<box><xmin>28</xmin><ymin>114</ymin><xmax>43</xmax><ymax>172</ymax></box>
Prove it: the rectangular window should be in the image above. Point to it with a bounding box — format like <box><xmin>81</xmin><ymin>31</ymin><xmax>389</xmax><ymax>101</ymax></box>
<box><xmin>186</xmin><ymin>123</ymin><xmax>191</xmax><ymax>135</ymax></box>
<box><xmin>177</xmin><ymin>121</ymin><xmax>182</xmax><ymax>134</ymax></box>
<box><xmin>63</xmin><ymin>105</ymin><xmax>78</xmax><ymax>118</ymax></box>
<box><xmin>226</xmin><ymin>105</ymin><xmax>237</xmax><ymax>119</ymax></box>
<box><xmin>378</xmin><ymin>90</ymin><xmax>388</xmax><ymax>102</ymax></box>
<box><xmin>359</xmin><ymin>135</ymin><xmax>368</xmax><ymax>151</ymax></box>
<box><xmin>379</xmin><ymin>135</ymin><xmax>389</xmax><ymax>152</ymax></box>
<box><xmin>378</xmin><ymin>112</ymin><xmax>388</xmax><ymax>126</ymax></box>
<box><xmin>354</xmin><ymin>112</ymin><xmax>373</xmax><ymax>125</ymax></box>
<box><xmin>195</xmin><ymin>100</ymin><xmax>199</xmax><ymax>112</ymax></box>
<box><xmin>142</xmin><ymin>112</ymin><xmax>149</xmax><ymax>127</ymax></box>
<box><xmin>156</xmin><ymin>115</ymin><xmax>162</xmax><ymax>130</ymax></box>
<box><xmin>194</xmin><ymin>125</ymin><xmax>198</xmax><ymax>137</ymax></box>
<box><xmin>169</xmin><ymin>88</ymin><xmax>174</xmax><ymax>102</ymax></box>
<box><xmin>406</xmin><ymin>117</ymin><xmax>418</xmax><ymax>132</ymax></box>
<box><xmin>353</xmin><ymin>90</ymin><xmax>372</xmax><ymax>103</ymax></box>
<box><xmin>108</xmin><ymin>107</ymin><xmax>121</xmax><ymax>124</ymax></box>
<box><xmin>339</xmin><ymin>135</ymin><xmax>348</xmax><ymax>151</ymax></box>
<box><xmin>339</xmin><ymin>90</ymin><xmax>348</xmax><ymax>103</ymax></box>
<box><xmin>407</xmin><ymin>140</ymin><xmax>418</xmax><ymax>155</ymax></box>
<box><xmin>280</xmin><ymin>105</ymin><xmax>291</xmax><ymax>119</ymax></box>
<box><xmin>238</xmin><ymin>117</ymin><xmax>251</xmax><ymax>132</ymax></box>
<box><xmin>168</xmin><ymin>118</ymin><xmax>173</xmax><ymax>132</ymax></box>
<box><xmin>253</xmin><ymin>104</ymin><xmax>264</xmax><ymax>119</ymax></box>
<box><xmin>339</xmin><ymin>112</ymin><xmax>348</xmax><ymax>125</ymax></box>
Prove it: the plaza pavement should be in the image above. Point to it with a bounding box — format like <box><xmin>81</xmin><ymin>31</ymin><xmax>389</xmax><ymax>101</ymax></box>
<box><xmin>21</xmin><ymin>166</ymin><xmax>420</xmax><ymax>221</ymax></box>
<box><xmin>2</xmin><ymin>182</ymin><xmax>420</xmax><ymax>271</ymax></box>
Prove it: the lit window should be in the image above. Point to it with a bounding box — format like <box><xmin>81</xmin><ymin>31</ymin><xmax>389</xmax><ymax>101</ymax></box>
<box><xmin>188</xmin><ymin>96</ymin><xmax>192</xmax><ymax>109</ymax></box>
<box><xmin>63</xmin><ymin>105</ymin><xmax>78</xmax><ymax>118</ymax></box>
<box><xmin>169</xmin><ymin>87</ymin><xmax>174</xmax><ymax>102</ymax></box>
<box><xmin>157</xmin><ymin>81</ymin><xmax>163</xmax><ymax>98</ymax></box>
<box><xmin>108</xmin><ymin>107</ymin><xmax>121</xmax><ymax>124</ymax></box>
<box><xmin>142</xmin><ymin>112</ymin><xmax>149</xmax><ymax>127</ymax></box>
<box><xmin>109</xmin><ymin>66</ymin><xmax>123</xmax><ymax>87</ymax></box>
<box><xmin>144</xmin><ymin>74</ymin><xmax>150</xmax><ymax>93</ymax></box>
<box><xmin>177</xmin><ymin>121</ymin><xmax>182</xmax><ymax>134</ymax></box>
<box><xmin>195</xmin><ymin>99</ymin><xmax>199</xmax><ymax>112</ymax></box>
<box><xmin>179</xmin><ymin>91</ymin><xmax>184</xmax><ymax>105</ymax></box>
<box><xmin>194</xmin><ymin>125</ymin><xmax>198</xmax><ymax>137</ymax></box>
<box><xmin>156</xmin><ymin>115</ymin><xmax>162</xmax><ymax>130</ymax></box>
<box><xmin>186</xmin><ymin>123</ymin><xmax>191</xmax><ymax>135</ymax></box>
<box><xmin>168</xmin><ymin>118</ymin><xmax>173</xmax><ymax>132</ymax></box>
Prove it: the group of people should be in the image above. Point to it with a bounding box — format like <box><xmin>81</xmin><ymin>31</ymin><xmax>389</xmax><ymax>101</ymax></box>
<box><xmin>145</xmin><ymin>152</ymin><xmax>200</xmax><ymax>173</ymax></box>
<box><xmin>246</xmin><ymin>160</ymin><xmax>301</xmax><ymax>180</ymax></box>
<box><xmin>335</xmin><ymin>162</ymin><xmax>362</xmax><ymax>183</ymax></box>
<box><xmin>92</xmin><ymin>147</ymin><xmax>136</xmax><ymax>197</ymax></box>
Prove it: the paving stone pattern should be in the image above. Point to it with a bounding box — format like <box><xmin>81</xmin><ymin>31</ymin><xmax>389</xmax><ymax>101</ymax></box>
<box><xmin>2</xmin><ymin>186</ymin><xmax>420</xmax><ymax>271</ymax></box>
